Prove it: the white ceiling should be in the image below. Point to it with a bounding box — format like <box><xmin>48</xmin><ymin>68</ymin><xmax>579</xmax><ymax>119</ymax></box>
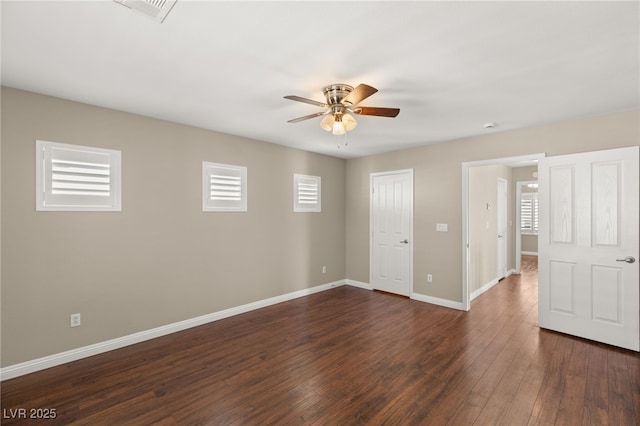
<box><xmin>2</xmin><ymin>0</ymin><xmax>639</xmax><ymax>159</ymax></box>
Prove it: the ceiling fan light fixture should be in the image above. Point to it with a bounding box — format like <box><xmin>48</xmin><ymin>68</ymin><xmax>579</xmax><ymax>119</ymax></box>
<box><xmin>342</xmin><ymin>113</ymin><xmax>357</xmax><ymax>132</ymax></box>
<box><xmin>320</xmin><ymin>114</ymin><xmax>334</xmax><ymax>132</ymax></box>
<box><xmin>331</xmin><ymin>115</ymin><xmax>345</xmax><ymax>135</ymax></box>
<box><xmin>320</xmin><ymin>112</ymin><xmax>357</xmax><ymax>135</ymax></box>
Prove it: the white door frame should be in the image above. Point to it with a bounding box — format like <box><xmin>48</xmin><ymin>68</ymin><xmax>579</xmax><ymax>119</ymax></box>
<box><xmin>462</xmin><ymin>154</ymin><xmax>545</xmax><ymax>311</ymax></box>
<box><xmin>370</xmin><ymin>169</ymin><xmax>414</xmax><ymax>297</ymax></box>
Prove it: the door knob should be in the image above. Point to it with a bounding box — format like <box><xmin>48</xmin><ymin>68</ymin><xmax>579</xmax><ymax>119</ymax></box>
<box><xmin>616</xmin><ymin>256</ymin><xmax>636</xmax><ymax>264</ymax></box>
<box><xmin>400</xmin><ymin>239</ymin><xmax>408</xmax><ymax>244</ymax></box>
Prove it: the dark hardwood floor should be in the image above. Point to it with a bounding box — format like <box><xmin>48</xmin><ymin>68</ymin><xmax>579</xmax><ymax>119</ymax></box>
<box><xmin>2</xmin><ymin>256</ymin><xmax>639</xmax><ymax>425</ymax></box>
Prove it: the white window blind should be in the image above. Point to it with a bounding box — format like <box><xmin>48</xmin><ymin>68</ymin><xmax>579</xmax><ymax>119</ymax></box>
<box><xmin>294</xmin><ymin>174</ymin><xmax>321</xmax><ymax>212</ymax></box>
<box><xmin>202</xmin><ymin>162</ymin><xmax>247</xmax><ymax>212</ymax></box>
<box><xmin>36</xmin><ymin>140</ymin><xmax>121</xmax><ymax>211</ymax></box>
<box><xmin>520</xmin><ymin>192</ymin><xmax>539</xmax><ymax>234</ymax></box>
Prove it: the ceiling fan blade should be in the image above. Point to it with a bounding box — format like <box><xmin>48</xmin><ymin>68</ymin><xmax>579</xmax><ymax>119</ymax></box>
<box><xmin>284</xmin><ymin>95</ymin><xmax>327</xmax><ymax>108</ymax></box>
<box><xmin>287</xmin><ymin>111</ymin><xmax>326</xmax><ymax>123</ymax></box>
<box><xmin>342</xmin><ymin>84</ymin><xmax>378</xmax><ymax>106</ymax></box>
<box><xmin>353</xmin><ymin>106</ymin><xmax>400</xmax><ymax>118</ymax></box>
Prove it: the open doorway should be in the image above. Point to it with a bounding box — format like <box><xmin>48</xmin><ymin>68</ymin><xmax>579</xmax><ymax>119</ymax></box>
<box><xmin>515</xmin><ymin>170</ymin><xmax>539</xmax><ymax>273</ymax></box>
<box><xmin>462</xmin><ymin>154</ymin><xmax>543</xmax><ymax>311</ymax></box>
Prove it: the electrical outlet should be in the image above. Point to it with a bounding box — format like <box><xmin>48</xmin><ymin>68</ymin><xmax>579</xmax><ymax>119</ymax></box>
<box><xmin>427</xmin><ymin>274</ymin><xmax>433</xmax><ymax>283</ymax></box>
<box><xmin>322</xmin><ymin>266</ymin><xmax>327</xmax><ymax>274</ymax></box>
<box><xmin>70</xmin><ymin>313</ymin><xmax>81</xmax><ymax>327</ymax></box>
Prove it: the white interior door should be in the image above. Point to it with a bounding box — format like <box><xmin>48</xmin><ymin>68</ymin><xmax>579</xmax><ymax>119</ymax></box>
<box><xmin>371</xmin><ymin>170</ymin><xmax>413</xmax><ymax>296</ymax></box>
<box><xmin>497</xmin><ymin>178</ymin><xmax>508</xmax><ymax>279</ymax></box>
<box><xmin>539</xmin><ymin>146</ymin><xmax>639</xmax><ymax>351</ymax></box>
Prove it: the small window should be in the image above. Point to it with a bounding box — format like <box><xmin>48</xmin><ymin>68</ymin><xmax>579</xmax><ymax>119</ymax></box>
<box><xmin>521</xmin><ymin>191</ymin><xmax>539</xmax><ymax>234</ymax></box>
<box><xmin>203</xmin><ymin>162</ymin><xmax>247</xmax><ymax>212</ymax></box>
<box><xmin>294</xmin><ymin>174</ymin><xmax>321</xmax><ymax>212</ymax></box>
<box><xmin>36</xmin><ymin>140</ymin><xmax>121</xmax><ymax>211</ymax></box>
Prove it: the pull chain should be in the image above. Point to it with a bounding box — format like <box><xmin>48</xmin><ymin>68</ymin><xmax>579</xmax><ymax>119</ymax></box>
<box><xmin>337</xmin><ymin>132</ymin><xmax>348</xmax><ymax>149</ymax></box>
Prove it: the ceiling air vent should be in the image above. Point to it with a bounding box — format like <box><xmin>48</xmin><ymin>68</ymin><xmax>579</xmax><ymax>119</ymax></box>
<box><xmin>113</xmin><ymin>0</ymin><xmax>178</xmax><ymax>23</ymax></box>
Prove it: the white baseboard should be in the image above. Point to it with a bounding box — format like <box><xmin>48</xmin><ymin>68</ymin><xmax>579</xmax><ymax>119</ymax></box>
<box><xmin>522</xmin><ymin>251</ymin><xmax>538</xmax><ymax>256</ymax></box>
<box><xmin>411</xmin><ymin>292</ymin><xmax>467</xmax><ymax>310</ymax></box>
<box><xmin>0</xmin><ymin>279</ymin><xmax>346</xmax><ymax>381</ymax></box>
<box><xmin>470</xmin><ymin>269</ymin><xmax>517</xmax><ymax>302</ymax></box>
<box><xmin>346</xmin><ymin>279</ymin><xmax>465</xmax><ymax>311</ymax></box>
<box><xmin>470</xmin><ymin>278</ymin><xmax>499</xmax><ymax>301</ymax></box>
<box><xmin>345</xmin><ymin>279</ymin><xmax>373</xmax><ymax>290</ymax></box>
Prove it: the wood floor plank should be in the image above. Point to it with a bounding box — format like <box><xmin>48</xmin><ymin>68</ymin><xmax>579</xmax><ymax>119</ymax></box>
<box><xmin>627</xmin><ymin>349</ymin><xmax>640</xmax><ymax>423</ymax></box>
<box><xmin>608</xmin><ymin>348</ymin><xmax>638</xmax><ymax>425</ymax></box>
<box><xmin>473</xmin><ymin>315</ymin><xmax>540</xmax><ymax>424</ymax></box>
<box><xmin>528</xmin><ymin>333</ymin><xmax>573</xmax><ymax>424</ymax></box>
<box><xmin>555</xmin><ymin>338</ymin><xmax>590</xmax><ymax>425</ymax></box>
<box><xmin>1</xmin><ymin>256</ymin><xmax>638</xmax><ymax>425</ymax></box>
<box><xmin>499</xmin><ymin>330</ymin><xmax>560</xmax><ymax>425</ymax></box>
<box><xmin>581</xmin><ymin>342</ymin><xmax>609</xmax><ymax>425</ymax></box>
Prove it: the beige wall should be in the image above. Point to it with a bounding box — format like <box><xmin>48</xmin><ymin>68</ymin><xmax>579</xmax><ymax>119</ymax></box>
<box><xmin>346</xmin><ymin>108</ymin><xmax>639</xmax><ymax>303</ymax></box>
<box><xmin>512</xmin><ymin>165</ymin><xmax>537</xmax><ymax>183</ymax></box>
<box><xmin>522</xmin><ymin>235</ymin><xmax>538</xmax><ymax>254</ymax></box>
<box><xmin>1</xmin><ymin>87</ymin><xmax>346</xmax><ymax>366</ymax></box>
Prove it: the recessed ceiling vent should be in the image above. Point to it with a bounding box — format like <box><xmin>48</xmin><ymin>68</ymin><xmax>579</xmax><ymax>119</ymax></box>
<box><xmin>113</xmin><ymin>0</ymin><xmax>178</xmax><ymax>23</ymax></box>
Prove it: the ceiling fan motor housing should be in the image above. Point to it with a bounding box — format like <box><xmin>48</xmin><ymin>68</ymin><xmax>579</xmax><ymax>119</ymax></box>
<box><xmin>323</xmin><ymin>84</ymin><xmax>354</xmax><ymax>106</ymax></box>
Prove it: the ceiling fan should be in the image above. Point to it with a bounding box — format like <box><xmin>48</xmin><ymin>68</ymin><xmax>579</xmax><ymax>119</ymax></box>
<box><xmin>284</xmin><ymin>84</ymin><xmax>400</xmax><ymax>135</ymax></box>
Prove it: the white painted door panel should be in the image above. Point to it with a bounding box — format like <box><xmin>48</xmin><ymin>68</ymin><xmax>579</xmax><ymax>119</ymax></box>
<box><xmin>539</xmin><ymin>146</ymin><xmax>639</xmax><ymax>351</ymax></box>
<box><xmin>371</xmin><ymin>172</ymin><xmax>413</xmax><ymax>296</ymax></box>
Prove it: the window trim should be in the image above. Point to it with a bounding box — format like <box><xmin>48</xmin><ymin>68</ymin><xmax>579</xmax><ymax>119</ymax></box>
<box><xmin>202</xmin><ymin>161</ymin><xmax>247</xmax><ymax>212</ymax></box>
<box><xmin>293</xmin><ymin>173</ymin><xmax>321</xmax><ymax>213</ymax></box>
<box><xmin>35</xmin><ymin>140</ymin><xmax>122</xmax><ymax>212</ymax></box>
